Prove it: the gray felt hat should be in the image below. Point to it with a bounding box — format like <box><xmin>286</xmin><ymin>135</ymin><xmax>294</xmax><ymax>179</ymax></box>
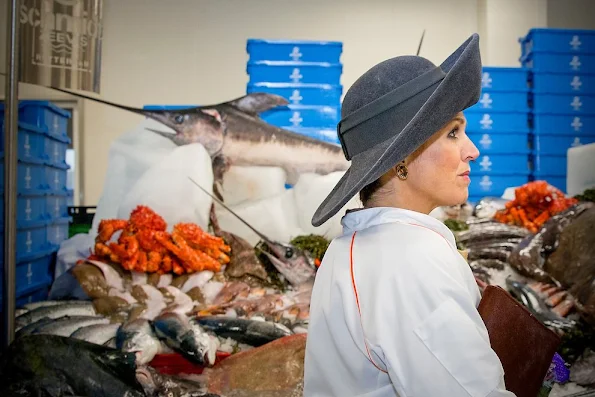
<box><xmin>311</xmin><ymin>33</ymin><xmax>482</xmax><ymax>227</ymax></box>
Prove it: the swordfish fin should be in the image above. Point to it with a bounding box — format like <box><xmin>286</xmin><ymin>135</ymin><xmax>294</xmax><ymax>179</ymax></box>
<box><xmin>227</xmin><ymin>93</ymin><xmax>289</xmax><ymax>115</ymax></box>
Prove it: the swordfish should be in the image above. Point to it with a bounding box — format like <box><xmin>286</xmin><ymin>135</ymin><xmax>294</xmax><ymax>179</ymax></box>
<box><xmin>50</xmin><ymin>87</ymin><xmax>350</xmax><ymax>186</ymax></box>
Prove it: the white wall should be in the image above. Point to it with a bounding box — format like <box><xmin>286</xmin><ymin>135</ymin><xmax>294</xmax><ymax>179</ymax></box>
<box><xmin>0</xmin><ymin>0</ymin><xmax>577</xmax><ymax>206</ymax></box>
<box><xmin>478</xmin><ymin>0</ymin><xmax>548</xmax><ymax>66</ymax></box>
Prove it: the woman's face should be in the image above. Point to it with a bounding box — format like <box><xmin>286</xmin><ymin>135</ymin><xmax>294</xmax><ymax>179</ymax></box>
<box><xmin>405</xmin><ymin>112</ymin><xmax>479</xmax><ymax>210</ymax></box>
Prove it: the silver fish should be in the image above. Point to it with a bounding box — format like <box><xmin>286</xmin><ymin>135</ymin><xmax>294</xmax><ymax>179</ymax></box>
<box><xmin>190</xmin><ymin>177</ymin><xmax>316</xmax><ymax>286</ymax></box>
<box><xmin>15</xmin><ymin>317</ymin><xmax>55</xmax><ymax>338</ymax></box>
<box><xmin>32</xmin><ymin>315</ymin><xmax>110</xmax><ymax>337</ymax></box>
<box><xmin>506</xmin><ymin>278</ymin><xmax>576</xmax><ymax>330</ymax></box>
<box><xmin>15</xmin><ymin>301</ymin><xmax>96</xmax><ymax>331</ymax></box>
<box><xmin>71</xmin><ymin>323</ymin><xmax>122</xmax><ymax>345</ymax></box>
<box><xmin>116</xmin><ymin>319</ymin><xmax>163</xmax><ymax>365</ymax></box>
<box><xmin>152</xmin><ymin>312</ymin><xmax>218</xmax><ymax>366</ymax></box>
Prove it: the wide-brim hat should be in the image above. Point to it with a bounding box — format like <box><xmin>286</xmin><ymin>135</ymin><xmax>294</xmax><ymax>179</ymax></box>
<box><xmin>311</xmin><ymin>33</ymin><xmax>482</xmax><ymax>227</ymax></box>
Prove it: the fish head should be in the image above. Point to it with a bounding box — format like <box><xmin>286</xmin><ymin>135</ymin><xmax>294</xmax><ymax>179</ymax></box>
<box><xmin>145</xmin><ymin>107</ymin><xmax>225</xmax><ymax>156</ymax></box>
<box><xmin>135</xmin><ymin>366</ymin><xmax>160</xmax><ymax>396</ymax></box>
<box><xmin>262</xmin><ymin>242</ymin><xmax>316</xmax><ymax>286</ymax></box>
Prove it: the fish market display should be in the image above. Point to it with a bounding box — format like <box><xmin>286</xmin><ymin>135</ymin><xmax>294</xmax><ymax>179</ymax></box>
<box><xmin>94</xmin><ymin>205</ymin><xmax>231</xmax><ymax>274</ymax></box>
<box><xmin>493</xmin><ymin>180</ymin><xmax>578</xmax><ymax>233</ymax></box>
<box><xmin>191</xmin><ymin>179</ymin><xmax>316</xmax><ymax>287</ymax></box>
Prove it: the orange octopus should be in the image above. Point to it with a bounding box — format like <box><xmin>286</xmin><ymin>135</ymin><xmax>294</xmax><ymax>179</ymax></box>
<box><xmin>94</xmin><ymin>205</ymin><xmax>230</xmax><ymax>275</ymax></box>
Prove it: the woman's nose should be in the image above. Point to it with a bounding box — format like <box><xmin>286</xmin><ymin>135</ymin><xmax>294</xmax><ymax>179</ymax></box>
<box><xmin>464</xmin><ymin>136</ymin><xmax>480</xmax><ymax>162</ymax></box>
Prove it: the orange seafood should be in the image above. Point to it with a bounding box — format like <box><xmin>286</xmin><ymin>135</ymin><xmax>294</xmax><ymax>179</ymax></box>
<box><xmin>93</xmin><ymin>205</ymin><xmax>230</xmax><ymax>275</ymax></box>
<box><xmin>493</xmin><ymin>181</ymin><xmax>578</xmax><ymax>233</ymax></box>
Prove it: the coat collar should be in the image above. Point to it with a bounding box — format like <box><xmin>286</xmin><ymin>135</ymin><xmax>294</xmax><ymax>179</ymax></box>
<box><xmin>341</xmin><ymin>207</ymin><xmax>457</xmax><ymax>249</ymax></box>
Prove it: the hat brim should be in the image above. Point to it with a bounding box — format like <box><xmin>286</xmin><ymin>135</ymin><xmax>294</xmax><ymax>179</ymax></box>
<box><xmin>311</xmin><ymin>33</ymin><xmax>482</xmax><ymax>227</ymax></box>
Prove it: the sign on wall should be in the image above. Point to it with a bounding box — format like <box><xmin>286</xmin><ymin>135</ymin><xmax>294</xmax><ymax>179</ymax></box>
<box><xmin>19</xmin><ymin>0</ymin><xmax>104</xmax><ymax>93</ymax></box>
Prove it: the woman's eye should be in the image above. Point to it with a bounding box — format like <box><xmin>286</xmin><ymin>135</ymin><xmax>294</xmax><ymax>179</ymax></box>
<box><xmin>448</xmin><ymin>128</ymin><xmax>459</xmax><ymax>138</ymax></box>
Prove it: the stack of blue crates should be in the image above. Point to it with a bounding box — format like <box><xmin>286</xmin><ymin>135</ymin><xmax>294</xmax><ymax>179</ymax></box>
<box><xmin>246</xmin><ymin>39</ymin><xmax>343</xmax><ymax>144</ymax></box>
<box><xmin>520</xmin><ymin>28</ymin><xmax>595</xmax><ymax>192</ymax></box>
<box><xmin>0</xmin><ymin>100</ymin><xmax>72</xmax><ymax>307</ymax></box>
<box><xmin>463</xmin><ymin>67</ymin><xmax>532</xmax><ymax>203</ymax></box>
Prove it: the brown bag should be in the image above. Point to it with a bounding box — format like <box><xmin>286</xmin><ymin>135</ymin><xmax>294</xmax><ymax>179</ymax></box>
<box><xmin>478</xmin><ymin>285</ymin><xmax>561</xmax><ymax>397</ymax></box>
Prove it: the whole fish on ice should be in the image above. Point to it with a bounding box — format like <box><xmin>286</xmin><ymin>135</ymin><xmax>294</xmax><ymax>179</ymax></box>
<box><xmin>116</xmin><ymin>318</ymin><xmax>164</xmax><ymax>365</ymax></box>
<box><xmin>153</xmin><ymin>311</ymin><xmax>219</xmax><ymax>366</ymax></box>
<box><xmin>15</xmin><ymin>301</ymin><xmax>97</xmax><ymax>331</ymax></box>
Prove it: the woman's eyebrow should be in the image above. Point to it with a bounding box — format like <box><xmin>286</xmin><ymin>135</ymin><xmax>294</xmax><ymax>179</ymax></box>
<box><xmin>452</xmin><ymin>116</ymin><xmax>466</xmax><ymax>125</ymax></box>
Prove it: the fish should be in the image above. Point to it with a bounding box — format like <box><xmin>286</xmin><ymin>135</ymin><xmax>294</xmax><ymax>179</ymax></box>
<box><xmin>0</xmin><ymin>335</ymin><xmax>145</xmax><ymax>397</ymax></box>
<box><xmin>71</xmin><ymin>323</ymin><xmax>122</xmax><ymax>346</ymax></box>
<box><xmin>15</xmin><ymin>317</ymin><xmax>56</xmax><ymax>338</ymax></box>
<box><xmin>190</xmin><ymin>177</ymin><xmax>316</xmax><ymax>286</ymax></box>
<box><xmin>31</xmin><ymin>315</ymin><xmax>110</xmax><ymax>337</ymax></box>
<box><xmin>195</xmin><ymin>316</ymin><xmax>293</xmax><ymax>347</ymax></box>
<box><xmin>116</xmin><ymin>318</ymin><xmax>163</xmax><ymax>365</ymax></box>
<box><xmin>48</xmin><ymin>87</ymin><xmax>349</xmax><ymax>190</ymax></box>
<box><xmin>135</xmin><ymin>365</ymin><xmax>218</xmax><ymax>397</ymax></box>
<box><xmin>15</xmin><ymin>301</ymin><xmax>97</xmax><ymax>331</ymax></box>
<box><xmin>506</xmin><ymin>278</ymin><xmax>576</xmax><ymax>331</ymax></box>
<box><xmin>152</xmin><ymin>311</ymin><xmax>219</xmax><ymax>366</ymax></box>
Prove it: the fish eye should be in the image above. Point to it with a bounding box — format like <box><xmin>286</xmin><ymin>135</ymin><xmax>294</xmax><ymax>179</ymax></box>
<box><xmin>285</xmin><ymin>247</ymin><xmax>294</xmax><ymax>258</ymax></box>
<box><xmin>173</xmin><ymin>115</ymin><xmax>185</xmax><ymax>124</ymax></box>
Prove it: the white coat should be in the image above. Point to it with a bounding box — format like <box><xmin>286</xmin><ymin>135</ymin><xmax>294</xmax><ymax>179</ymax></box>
<box><xmin>303</xmin><ymin>207</ymin><xmax>516</xmax><ymax>397</ymax></box>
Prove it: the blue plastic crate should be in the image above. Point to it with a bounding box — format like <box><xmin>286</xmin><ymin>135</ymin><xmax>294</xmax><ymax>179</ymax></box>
<box><xmin>467</xmin><ymin>91</ymin><xmax>530</xmax><ymax>113</ymax></box>
<box><xmin>533</xmin><ymin>134</ymin><xmax>595</xmax><ymax>155</ymax></box>
<box><xmin>532</xmin><ymin>154</ymin><xmax>567</xmax><ymax>176</ymax></box>
<box><xmin>531</xmin><ymin>73</ymin><xmax>595</xmax><ymax>95</ymax></box>
<box><xmin>247</xmin><ymin>39</ymin><xmax>343</xmax><ymax>63</ymax></box>
<box><xmin>520</xmin><ymin>28</ymin><xmax>595</xmax><ymax>56</ymax></box>
<box><xmin>533</xmin><ymin>174</ymin><xmax>567</xmax><ymax>193</ymax></box>
<box><xmin>521</xmin><ymin>52</ymin><xmax>595</xmax><ymax>74</ymax></box>
<box><xmin>44</xmin><ymin>134</ymin><xmax>71</xmax><ymax>168</ymax></box>
<box><xmin>532</xmin><ymin>93</ymin><xmax>595</xmax><ymax>115</ymax></box>
<box><xmin>247</xmin><ymin>82</ymin><xmax>342</xmax><ymax>106</ymax></box>
<box><xmin>0</xmin><ymin>195</ymin><xmax>48</xmax><ymax>227</ymax></box>
<box><xmin>471</xmin><ymin>154</ymin><xmax>531</xmax><ymax>175</ymax></box>
<box><xmin>45</xmin><ymin>165</ymin><xmax>69</xmax><ymax>194</ymax></box>
<box><xmin>0</xmin><ymin>122</ymin><xmax>48</xmax><ymax>164</ymax></box>
<box><xmin>46</xmin><ymin>218</ymin><xmax>70</xmax><ymax>248</ymax></box>
<box><xmin>247</xmin><ymin>61</ymin><xmax>343</xmax><ymax>85</ymax></box>
<box><xmin>16</xmin><ymin>224</ymin><xmax>50</xmax><ymax>261</ymax></box>
<box><xmin>0</xmin><ymin>158</ymin><xmax>51</xmax><ymax>195</ymax></box>
<box><xmin>464</xmin><ymin>112</ymin><xmax>530</xmax><ymax>133</ymax></box>
<box><xmin>532</xmin><ymin>114</ymin><xmax>595</xmax><ymax>136</ymax></box>
<box><xmin>17</xmin><ymin>279</ymin><xmax>52</xmax><ymax>305</ymax></box>
<box><xmin>0</xmin><ymin>100</ymin><xmax>71</xmax><ymax>139</ymax></box>
<box><xmin>468</xmin><ymin>133</ymin><xmax>530</xmax><ymax>154</ymax></box>
<box><xmin>280</xmin><ymin>126</ymin><xmax>340</xmax><ymax>145</ymax></box>
<box><xmin>46</xmin><ymin>192</ymin><xmax>72</xmax><ymax>221</ymax></box>
<box><xmin>15</xmin><ymin>253</ymin><xmax>55</xmax><ymax>296</ymax></box>
<box><xmin>260</xmin><ymin>105</ymin><xmax>339</xmax><ymax>128</ymax></box>
<box><xmin>469</xmin><ymin>174</ymin><xmax>531</xmax><ymax>196</ymax></box>
<box><xmin>480</xmin><ymin>67</ymin><xmax>530</xmax><ymax>92</ymax></box>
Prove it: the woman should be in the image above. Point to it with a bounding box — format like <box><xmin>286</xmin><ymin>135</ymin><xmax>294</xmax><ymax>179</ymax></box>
<box><xmin>303</xmin><ymin>34</ymin><xmax>515</xmax><ymax>396</ymax></box>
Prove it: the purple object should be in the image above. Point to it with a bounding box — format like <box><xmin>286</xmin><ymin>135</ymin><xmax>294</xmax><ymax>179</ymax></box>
<box><xmin>552</xmin><ymin>352</ymin><xmax>570</xmax><ymax>383</ymax></box>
